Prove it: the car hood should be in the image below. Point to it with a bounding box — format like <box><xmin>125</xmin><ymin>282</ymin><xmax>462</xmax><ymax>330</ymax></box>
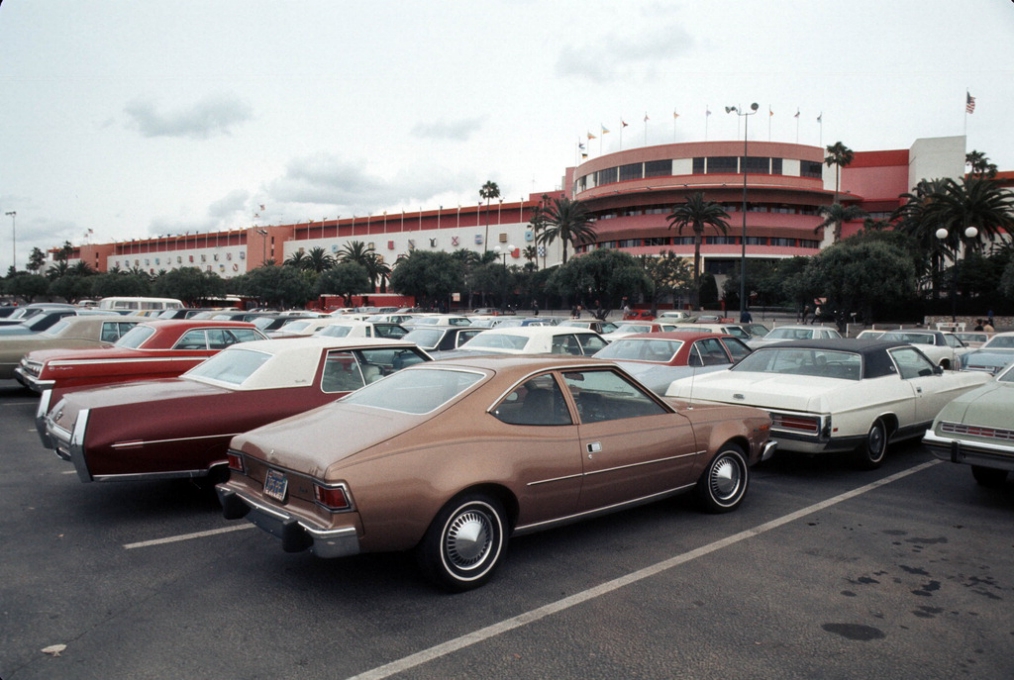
<box><xmin>934</xmin><ymin>381</ymin><xmax>1014</xmax><ymax>427</ymax></box>
<box><xmin>666</xmin><ymin>371</ymin><xmax>845</xmax><ymax>411</ymax></box>
<box><xmin>232</xmin><ymin>403</ymin><xmax>429</xmax><ymax>479</ymax></box>
<box><xmin>55</xmin><ymin>377</ymin><xmax>227</xmax><ymax>409</ymax></box>
<box><xmin>25</xmin><ymin>346</ymin><xmax>150</xmax><ymax>363</ymax></box>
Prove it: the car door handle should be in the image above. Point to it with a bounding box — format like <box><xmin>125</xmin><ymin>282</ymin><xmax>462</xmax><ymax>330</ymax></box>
<box><xmin>587</xmin><ymin>442</ymin><xmax>602</xmax><ymax>454</ymax></box>
<box><xmin>916</xmin><ymin>386</ymin><xmax>923</xmax><ymax>394</ymax></box>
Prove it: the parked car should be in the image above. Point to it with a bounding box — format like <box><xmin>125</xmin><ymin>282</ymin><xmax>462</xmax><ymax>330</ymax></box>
<box><xmin>604</xmin><ymin>322</ymin><xmax>680</xmax><ymax>340</ymax></box>
<box><xmin>40</xmin><ymin>337</ymin><xmax>432</xmax><ymax>483</ymax></box>
<box><xmin>956</xmin><ymin>332</ymin><xmax>1014</xmax><ymax>375</ymax></box>
<box><xmin>315</xmin><ymin>321</ymin><xmax>408</xmax><ymax>340</ymax></box>
<box><xmin>594</xmin><ymin>331</ymin><xmax>752</xmax><ymax>394</ymax></box>
<box><xmin>441</xmin><ymin>326</ymin><xmax>609</xmax><ymax>357</ymax></box>
<box><xmin>671</xmin><ymin>322</ymin><xmax>752</xmax><ymax>342</ymax></box>
<box><xmin>557</xmin><ymin>319</ymin><xmax>620</xmax><ymax>334</ymax></box>
<box><xmin>746</xmin><ymin>324</ymin><xmax>842</xmax><ymax>348</ymax></box>
<box><xmin>0</xmin><ymin>303</ymin><xmax>77</xmax><ymax>326</ymax></box>
<box><xmin>665</xmin><ymin>339</ymin><xmax>990</xmax><ymax>469</ymax></box>
<box><xmin>0</xmin><ymin>308</ymin><xmax>84</xmax><ymax>335</ymax></box>
<box><xmin>656</xmin><ymin>310</ymin><xmax>695</xmax><ymax>322</ymax></box>
<box><xmin>878</xmin><ymin>329</ymin><xmax>967</xmax><ymax>369</ymax></box>
<box><xmin>952</xmin><ymin>331</ymin><xmax>991</xmax><ymax>348</ymax></box>
<box><xmin>740</xmin><ymin>323</ymin><xmax>770</xmax><ymax>339</ymax></box>
<box><xmin>0</xmin><ymin>315</ymin><xmax>142</xmax><ymax>380</ymax></box>
<box><xmin>268</xmin><ymin>317</ymin><xmax>347</xmax><ymax>338</ymax></box>
<box><xmin>15</xmin><ymin>320</ymin><xmax>266</xmax><ymax>405</ymax></box>
<box><xmin>855</xmin><ymin>329</ymin><xmax>887</xmax><ymax>340</ymax></box>
<box><xmin>402</xmin><ymin>325</ymin><xmax>485</xmax><ymax>352</ymax></box>
<box><xmin>923</xmin><ymin>362</ymin><xmax>1014</xmax><ymax>487</ymax></box>
<box><xmin>405</xmin><ymin>314</ymin><xmax>473</xmax><ymax>327</ymax></box>
<box><xmin>216</xmin><ymin>355</ymin><xmax>776</xmax><ymax>591</ymax></box>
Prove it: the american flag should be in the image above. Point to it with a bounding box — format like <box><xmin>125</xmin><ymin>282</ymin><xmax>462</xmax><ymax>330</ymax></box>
<box><xmin>966</xmin><ymin>92</ymin><xmax>976</xmax><ymax>114</ymax></box>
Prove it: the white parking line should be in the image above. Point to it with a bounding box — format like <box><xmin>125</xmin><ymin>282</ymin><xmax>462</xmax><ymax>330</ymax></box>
<box><xmin>347</xmin><ymin>460</ymin><xmax>941</xmax><ymax>680</ymax></box>
<box><xmin>123</xmin><ymin>523</ymin><xmax>255</xmax><ymax>549</ymax></box>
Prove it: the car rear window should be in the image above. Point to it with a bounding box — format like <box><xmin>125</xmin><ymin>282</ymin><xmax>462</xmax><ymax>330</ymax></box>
<box><xmin>340</xmin><ymin>367</ymin><xmax>484</xmax><ymax>414</ymax></box>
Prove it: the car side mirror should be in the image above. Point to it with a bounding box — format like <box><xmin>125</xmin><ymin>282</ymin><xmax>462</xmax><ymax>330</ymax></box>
<box><xmin>933</xmin><ymin>364</ymin><xmax>944</xmax><ymax>375</ymax></box>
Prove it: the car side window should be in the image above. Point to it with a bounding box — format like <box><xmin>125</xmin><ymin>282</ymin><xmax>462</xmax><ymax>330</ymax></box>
<box><xmin>723</xmin><ymin>338</ymin><xmax>751</xmax><ymax>362</ymax></box>
<box><xmin>232</xmin><ymin>329</ymin><xmax>263</xmax><ymax>343</ymax></box>
<box><xmin>577</xmin><ymin>333</ymin><xmax>608</xmax><ymax>354</ymax></box>
<box><xmin>207</xmin><ymin>329</ymin><xmax>234</xmax><ymax>349</ymax></box>
<box><xmin>321</xmin><ymin>351</ymin><xmax>367</xmax><ymax>393</ymax></box>
<box><xmin>695</xmin><ymin>338</ymin><xmax>730</xmax><ymax>365</ymax></box>
<box><xmin>174</xmin><ymin>330</ymin><xmax>209</xmax><ymax>350</ymax></box>
<box><xmin>101</xmin><ymin>321</ymin><xmax>134</xmax><ymax>342</ymax></box>
<box><xmin>492</xmin><ymin>374</ymin><xmax>572</xmax><ymax>426</ymax></box>
<box><xmin>551</xmin><ymin>334</ymin><xmax>582</xmax><ymax>355</ymax></box>
<box><xmin>563</xmin><ymin>369</ymin><xmax>667</xmax><ymax>423</ymax></box>
<box><xmin>889</xmin><ymin>346</ymin><xmax>936</xmax><ymax>380</ymax></box>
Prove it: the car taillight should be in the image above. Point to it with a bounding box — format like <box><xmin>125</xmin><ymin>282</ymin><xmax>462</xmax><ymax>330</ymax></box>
<box><xmin>314</xmin><ymin>483</ymin><xmax>352</xmax><ymax>511</ymax></box>
<box><xmin>226</xmin><ymin>451</ymin><xmax>245</xmax><ymax>473</ymax></box>
<box><xmin>772</xmin><ymin>414</ymin><xmax>820</xmax><ymax>433</ymax></box>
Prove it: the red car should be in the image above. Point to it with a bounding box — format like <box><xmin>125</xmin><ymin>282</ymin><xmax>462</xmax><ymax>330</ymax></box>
<box><xmin>17</xmin><ymin>319</ymin><xmax>266</xmax><ymax>409</ymax></box>
<box><xmin>594</xmin><ymin>331</ymin><xmax>752</xmax><ymax>393</ymax></box>
<box><xmin>40</xmin><ymin>337</ymin><xmax>432</xmax><ymax>483</ymax></box>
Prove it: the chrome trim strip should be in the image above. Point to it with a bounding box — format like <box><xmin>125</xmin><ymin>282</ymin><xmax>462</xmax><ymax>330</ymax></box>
<box><xmin>69</xmin><ymin>409</ymin><xmax>93</xmax><ymax>482</ymax></box>
<box><xmin>45</xmin><ymin>356</ymin><xmax>205</xmax><ymax>368</ymax></box>
<box><xmin>527</xmin><ymin>472</ymin><xmax>584</xmax><ymax>487</ymax></box>
<box><xmin>514</xmin><ymin>482</ymin><xmax>697</xmax><ymax>536</ymax></box>
<box><xmin>581</xmin><ymin>450</ymin><xmax>703</xmax><ymax>477</ymax></box>
<box><xmin>109</xmin><ymin>432</ymin><xmax>240</xmax><ymax>449</ymax></box>
<box><xmin>35</xmin><ymin>390</ymin><xmax>54</xmax><ymax>448</ymax></box>
<box><xmin>91</xmin><ymin>468</ymin><xmax>211</xmax><ymax>482</ymax></box>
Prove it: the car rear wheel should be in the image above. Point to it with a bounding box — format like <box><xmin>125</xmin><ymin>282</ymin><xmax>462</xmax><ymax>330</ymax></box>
<box><xmin>971</xmin><ymin>465</ymin><xmax>1009</xmax><ymax>488</ymax></box>
<box><xmin>697</xmin><ymin>444</ymin><xmax>749</xmax><ymax>513</ymax></box>
<box><xmin>417</xmin><ymin>493</ymin><xmax>508</xmax><ymax>592</ymax></box>
<box><xmin>854</xmin><ymin>419</ymin><xmax>888</xmax><ymax>470</ymax></box>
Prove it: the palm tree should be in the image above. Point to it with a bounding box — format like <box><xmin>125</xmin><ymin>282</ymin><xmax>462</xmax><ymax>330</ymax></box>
<box><xmin>814</xmin><ymin>202</ymin><xmax>868</xmax><ymax>243</ymax></box>
<box><xmin>924</xmin><ymin>177</ymin><xmax>1014</xmax><ymax>253</ymax></box>
<box><xmin>363</xmin><ymin>252</ymin><xmax>391</xmax><ymax>292</ymax></box>
<box><xmin>480</xmin><ymin>181</ymin><xmax>501</xmax><ymax>254</ymax></box>
<box><xmin>824</xmin><ymin>141</ymin><xmax>854</xmax><ymax>204</ymax></box>
<box><xmin>965</xmin><ymin>150</ymin><xmax>998</xmax><ymax>179</ymax></box>
<box><xmin>666</xmin><ymin>192</ymin><xmax>729</xmax><ymax>308</ymax></box>
<box><xmin>893</xmin><ymin>178</ymin><xmax>950</xmax><ymax>297</ymax></box>
<box><xmin>284</xmin><ymin>250</ymin><xmax>308</xmax><ymax>269</ymax></box>
<box><xmin>538</xmin><ymin>196</ymin><xmax>596</xmax><ymax>265</ymax></box>
<box><xmin>305</xmin><ymin>246</ymin><xmax>335</xmax><ymax>273</ymax></box>
<box><xmin>527</xmin><ymin>195</ymin><xmax>551</xmax><ymax>270</ymax></box>
<box><xmin>338</xmin><ymin>240</ymin><xmax>372</xmax><ymax>267</ymax></box>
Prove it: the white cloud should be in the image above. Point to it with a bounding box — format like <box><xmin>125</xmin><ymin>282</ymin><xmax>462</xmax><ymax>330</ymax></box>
<box><xmin>411</xmin><ymin>117</ymin><xmax>486</xmax><ymax>142</ymax></box>
<box><xmin>124</xmin><ymin>93</ymin><xmax>253</xmax><ymax>140</ymax></box>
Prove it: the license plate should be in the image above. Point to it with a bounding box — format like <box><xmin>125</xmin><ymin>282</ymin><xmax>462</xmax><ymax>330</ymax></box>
<box><xmin>263</xmin><ymin>468</ymin><xmax>288</xmax><ymax>502</ymax></box>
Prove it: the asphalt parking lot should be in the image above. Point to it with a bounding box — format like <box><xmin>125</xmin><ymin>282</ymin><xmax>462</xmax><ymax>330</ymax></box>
<box><xmin>2</xmin><ymin>379</ymin><xmax>1013</xmax><ymax>680</ymax></box>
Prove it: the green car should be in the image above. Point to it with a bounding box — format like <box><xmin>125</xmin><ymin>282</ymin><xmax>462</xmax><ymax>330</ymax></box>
<box><xmin>923</xmin><ymin>363</ymin><xmax>1014</xmax><ymax>487</ymax></box>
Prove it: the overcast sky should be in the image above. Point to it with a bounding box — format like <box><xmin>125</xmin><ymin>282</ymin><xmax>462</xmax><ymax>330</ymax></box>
<box><xmin>1</xmin><ymin>0</ymin><xmax>1012</xmax><ymax>272</ymax></box>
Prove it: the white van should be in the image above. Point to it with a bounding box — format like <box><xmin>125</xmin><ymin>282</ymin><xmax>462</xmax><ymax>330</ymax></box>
<box><xmin>98</xmin><ymin>297</ymin><xmax>185</xmax><ymax>312</ymax></box>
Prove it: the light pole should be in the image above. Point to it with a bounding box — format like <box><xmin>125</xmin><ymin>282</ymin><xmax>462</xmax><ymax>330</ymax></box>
<box><xmin>255</xmin><ymin>228</ymin><xmax>268</xmax><ymax>265</ymax></box>
<box><xmin>936</xmin><ymin>225</ymin><xmax>978</xmax><ymax>325</ymax></box>
<box><xmin>494</xmin><ymin>244</ymin><xmax>514</xmax><ymax>312</ymax></box>
<box><xmin>4</xmin><ymin>211</ymin><xmax>15</xmax><ymax>273</ymax></box>
<box><xmin>726</xmin><ymin>103</ymin><xmax>758</xmax><ymax>321</ymax></box>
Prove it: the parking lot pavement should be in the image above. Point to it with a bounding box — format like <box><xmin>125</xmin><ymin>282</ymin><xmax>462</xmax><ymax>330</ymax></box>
<box><xmin>2</xmin><ymin>379</ymin><xmax>1013</xmax><ymax>680</ymax></box>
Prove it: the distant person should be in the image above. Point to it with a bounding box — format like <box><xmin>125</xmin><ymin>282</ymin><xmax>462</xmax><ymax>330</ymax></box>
<box><xmin>532</xmin><ymin>299</ymin><xmax>539</xmax><ymax>316</ymax></box>
<box><xmin>974</xmin><ymin>319</ymin><xmax>984</xmax><ymax>331</ymax></box>
<box><xmin>812</xmin><ymin>306</ymin><xmax>821</xmax><ymax>325</ymax></box>
<box><xmin>984</xmin><ymin>319</ymin><xmax>995</xmax><ymax>333</ymax></box>
<box><xmin>987</xmin><ymin>310</ymin><xmax>995</xmax><ymax>328</ymax></box>
<box><xmin>740</xmin><ymin>309</ymin><xmax>753</xmax><ymax>323</ymax></box>
<box><xmin>801</xmin><ymin>305</ymin><xmax>811</xmax><ymax>324</ymax></box>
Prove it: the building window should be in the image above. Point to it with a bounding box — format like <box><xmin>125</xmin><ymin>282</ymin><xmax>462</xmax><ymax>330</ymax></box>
<box><xmin>619</xmin><ymin>163</ymin><xmax>642</xmax><ymax>181</ymax></box>
<box><xmin>707</xmin><ymin>157</ymin><xmax>738</xmax><ymax>173</ymax></box>
<box><xmin>800</xmin><ymin>160</ymin><xmax>822</xmax><ymax>178</ymax></box>
<box><xmin>745</xmin><ymin>237</ymin><xmax>767</xmax><ymax>246</ymax></box>
<box><xmin>742</xmin><ymin>156</ymin><xmax>769</xmax><ymax>174</ymax></box>
<box><xmin>596</xmin><ymin>167</ymin><xmax>618</xmax><ymax>186</ymax></box>
<box><xmin>645</xmin><ymin>160</ymin><xmax>671</xmax><ymax>178</ymax></box>
<box><xmin>706</xmin><ymin>236</ymin><xmax>737</xmax><ymax>245</ymax></box>
<box><xmin>771</xmin><ymin>158</ymin><xmax>783</xmax><ymax>175</ymax></box>
<box><xmin>693</xmin><ymin>157</ymin><xmax>705</xmax><ymax>174</ymax></box>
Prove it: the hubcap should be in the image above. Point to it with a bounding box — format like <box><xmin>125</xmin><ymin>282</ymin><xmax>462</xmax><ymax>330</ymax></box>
<box><xmin>445</xmin><ymin>509</ymin><xmax>492</xmax><ymax>569</ymax></box>
<box><xmin>710</xmin><ymin>455</ymin><xmax>742</xmax><ymax>501</ymax></box>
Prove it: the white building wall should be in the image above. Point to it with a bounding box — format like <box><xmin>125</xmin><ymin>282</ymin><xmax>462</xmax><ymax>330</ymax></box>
<box><xmin>909</xmin><ymin>136</ymin><xmax>966</xmax><ymax>188</ymax></box>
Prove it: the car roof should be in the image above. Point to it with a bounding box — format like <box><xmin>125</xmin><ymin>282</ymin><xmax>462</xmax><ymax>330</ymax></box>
<box><xmin>478</xmin><ymin>326</ymin><xmax>599</xmax><ymax>337</ymax></box>
<box><xmin>420</xmin><ymin>353</ymin><xmax>619</xmax><ymax>373</ymax></box>
<box><xmin>619</xmin><ymin>331</ymin><xmax>738</xmax><ymax>342</ymax></box>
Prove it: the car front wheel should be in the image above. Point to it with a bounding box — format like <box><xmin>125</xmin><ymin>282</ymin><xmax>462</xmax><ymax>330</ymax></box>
<box><xmin>697</xmin><ymin>444</ymin><xmax>749</xmax><ymax>513</ymax></box>
<box><xmin>971</xmin><ymin>465</ymin><xmax>1009</xmax><ymax>488</ymax></box>
<box><xmin>855</xmin><ymin>419</ymin><xmax>888</xmax><ymax>470</ymax></box>
<box><xmin>417</xmin><ymin>493</ymin><xmax>508</xmax><ymax>592</ymax></box>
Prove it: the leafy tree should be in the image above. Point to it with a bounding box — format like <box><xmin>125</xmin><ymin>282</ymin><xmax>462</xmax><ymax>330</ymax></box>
<box><xmin>152</xmin><ymin>267</ymin><xmax>226</xmax><ymax>306</ymax></box>
<box><xmin>480</xmin><ymin>180</ymin><xmax>501</xmax><ymax>254</ymax></box>
<box><xmin>698</xmin><ymin>272</ymin><xmax>719</xmax><ymax>307</ymax></box>
<box><xmin>389</xmin><ymin>251</ymin><xmax>464</xmax><ymax>309</ymax></box>
<box><xmin>666</xmin><ymin>192</ymin><xmax>729</xmax><ymax>308</ymax></box>
<box><xmin>90</xmin><ymin>272</ymin><xmax>151</xmax><ymax>298</ymax></box>
<box><xmin>546</xmin><ymin>249</ymin><xmax>650</xmax><ymax>318</ymax></box>
<box><xmin>814</xmin><ymin>202</ymin><xmax>868</xmax><ymax>243</ymax></box>
<box><xmin>49</xmin><ymin>275</ymin><xmax>92</xmax><ymax>303</ymax></box>
<box><xmin>7</xmin><ymin>273</ymin><xmax>50</xmax><ymax>302</ymax></box>
<box><xmin>638</xmin><ymin>251</ymin><xmax>693</xmax><ymax>315</ymax></box>
<box><xmin>538</xmin><ymin>195</ymin><xmax>596</xmax><ymax>265</ymax></box>
<box><xmin>237</xmin><ymin>265</ymin><xmax>315</xmax><ymax>309</ymax></box>
<box><xmin>315</xmin><ymin>262</ymin><xmax>371</xmax><ymax>306</ymax></box>
<box><xmin>1000</xmin><ymin>259</ymin><xmax>1014</xmax><ymax>301</ymax></box>
<box><xmin>27</xmin><ymin>247</ymin><xmax>47</xmax><ymax>275</ymax></box>
<box><xmin>824</xmin><ymin>141</ymin><xmax>854</xmax><ymax>204</ymax></box>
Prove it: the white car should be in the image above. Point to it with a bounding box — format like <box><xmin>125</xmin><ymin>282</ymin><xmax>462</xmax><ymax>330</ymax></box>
<box><xmin>405</xmin><ymin>314</ymin><xmax>472</xmax><ymax>327</ymax></box>
<box><xmin>665</xmin><ymin>339</ymin><xmax>990</xmax><ymax>469</ymax></box>
<box><xmin>746</xmin><ymin>324</ymin><xmax>842</xmax><ymax>348</ymax></box>
<box><xmin>670</xmin><ymin>323</ymin><xmax>752</xmax><ymax>342</ymax></box>
<box><xmin>268</xmin><ymin>317</ymin><xmax>348</xmax><ymax>338</ymax></box>
<box><xmin>314</xmin><ymin>321</ymin><xmax>408</xmax><ymax>340</ymax></box>
<box><xmin>443</xmin><ymin>326</ymin><xmax>609</xmax><ymax>357</ymax></box>
<box><xmin>878</xmin><ymin>329</ymin><xmax>966</xmax><ymax>369</ymax></box>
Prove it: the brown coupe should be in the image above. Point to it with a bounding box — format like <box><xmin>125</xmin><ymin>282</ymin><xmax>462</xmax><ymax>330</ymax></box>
<box><xmin>218</xmin><ymin>355</ymin><xmax>775</xmax><ymax>591</ymax></box>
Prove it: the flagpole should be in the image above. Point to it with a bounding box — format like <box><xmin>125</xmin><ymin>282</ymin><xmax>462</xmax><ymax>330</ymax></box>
<box><xmin>817</xmin><ymin>113</ymin><xmax>823</xmax><ymax>147</ymax></box>
<box><xmin>794</xmin><ymin>108</ymin><xmax>800</xmax><ymax>143</ymax></box>
<box><xmin>673</xmin><ymin>110</ymin><xmax>679</xmax><ymax>142</ymax></box>
<box><xmin>705</xmin><ymin>105</ymin><xmax>710</xmax><ymax>141</ymax></box>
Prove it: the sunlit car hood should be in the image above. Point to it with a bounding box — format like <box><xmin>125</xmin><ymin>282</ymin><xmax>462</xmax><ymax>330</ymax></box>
<box><xmin>231</xmin><ymin>403</ymin><xmax>431</xmax><ymax>479</ymax></box>
<box><xmin>935</xmin><ymin>381</ymin><xmax>1013</xmax><ymax>427</ymax></box>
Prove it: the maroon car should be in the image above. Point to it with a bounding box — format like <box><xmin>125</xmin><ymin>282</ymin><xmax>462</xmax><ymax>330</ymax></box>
<box><xmin>16</xmin><ymin>319</ymin><xmax>266</xmax><ymax>409</ymax></box>
<box><xmin>40</xmin><ymin>337</ymin><xmax>431</xmax><ymax>483</ymax></box>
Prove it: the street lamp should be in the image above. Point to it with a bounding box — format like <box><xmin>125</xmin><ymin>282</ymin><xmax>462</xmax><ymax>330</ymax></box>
<box><xmin>4</xmin><ymin>211</ymin><xmax>15</xmax><ymax>273</ymax></box>
<box><xmin>255</xmin><ymin>228</ymin><xmax>269</xmax><ymax>265</ymax></box>
<box><xmin>936</xmin><ymin>225</ymin><xmax>978</xmax><ymax>325</ymax></box>
<box><xmin>494</xmin><ymin>244</ymin><xmax>515</xmax><ymax>312</ymax></box>
<box><xmin>726</xmin><ymin>103</ymin><xmax>759</xmax><ymax>321</ymax></box>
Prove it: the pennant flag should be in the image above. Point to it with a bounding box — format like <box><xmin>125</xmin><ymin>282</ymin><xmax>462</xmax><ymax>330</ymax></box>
<box><xmin>587</xmin><ymin>131</ymin><xmax>597</xmax><ymax>140</ymax></box>
<box><xmin>769</xmin><ymin>106</ymin><xmax>774</xmax><ymax>117</ymax></box>
<box><xmin>581</xmin><ymin>153</ymin><xmax>588</xmax><ymax>159</ymax></box>
<box><xmin>817</xmin><ymin>112</ymin><xmax>822</xmax><ymax>123</ymax></box>
<box><xmin>643</xmin><ymin>112</ymin><xmax>649</xmax><ymax>122</ymax></box>
<box><xmin>966</xmin><ymin>92</ymin><xmax>976</xmax><ymax>114</ymax></box>
<box><xmin>794</xmin><ymin>108</ymin><xmax>800</xmax><ymax>119</ymax></box>
<box><xmin>621</xmin><ymin>119</ymin><xmax>628</xmax><ymax>127</ymax></box>
<box><xmin>673</xmin><ymin>110</ymin><xmax>680</xmax><ymax>119</ymax></box>
<box><xmin>259</xmin><ymin>204</ymin><xmax>266</xmax><ymax>211</ymax></box>
<box><xmin>601</xmin><ymin>124</ymin><xmax>610</xmax><ymax>134</ymax></box>
<box><xmin>706</xmin><ymin>108</ymin><xmax>712</xmax><ymax>116</ymax></box>
<box><xmin>578</xmin><ymin>141</ymin><xmax>585</xmax><ymax>150</ymax></box>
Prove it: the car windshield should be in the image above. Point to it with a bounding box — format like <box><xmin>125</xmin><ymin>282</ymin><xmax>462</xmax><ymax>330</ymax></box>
<box><xmin>998</xmin><ymin>366</ymin><xmax>1014</xmax><ymax>383</ymax></box>
<box><xmin>733</xmin><ymin>347</ymin><xmax>862</xmax><ymax>379</ymax></box>
<box><xmin>595</xmin><ymin>338</ymin><xmax>683</xmax><ymax>363</ymax></box>
<box><xmin>403</xmin><ymin>328</ymin><xmax>442</xmax><ymax>347</ymax></box>
<box><xmin>115</xmin><ymin>325</ymin><xmax>156</xmax><ymax>348</ymax></box>
<box><xmin>612</xmin><ymin>324</ymin><xmax>651</xmax><ymax>334</ymax></box>
<box><xmin>881</xmin><ymin>331</ymin><xmax>933</xmax><ymax>345</ymax></box>
<box><xmin>43</xmin><ymin>319</ymin><xmax>73</xmax><ymax>336</ymax></box>
<box><xmin>184</xmin><ymin>348</ymin><xmax>272</xmax><ymax>386</ymax></box>
<box><xmin>985</xmin><ymin>335</ymin><xmax>1014</xmax><ymax>348</ymax></box>
<box><xmin>340</xmin><ymin>367</ymin><xmax>484</xmax><ymax>414</ymax></box>
<box><xmin>461</xmin><ymin>332</ymin><xmax>531</xmax><ymax>351</ymax></box>
<box><xmin>279</xmin><ymin>320</ymin><xmax>313</xmax><ymax>332</ymax></box>
<box><xmin>766</xmin><ymin>328</ymin><xmax>813</xmax><ymax>340</ymax></box>
<box><xmin>318</xmin><ymin>325</ymin><xmax>356</xmax><ymax>338</ymax></box>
